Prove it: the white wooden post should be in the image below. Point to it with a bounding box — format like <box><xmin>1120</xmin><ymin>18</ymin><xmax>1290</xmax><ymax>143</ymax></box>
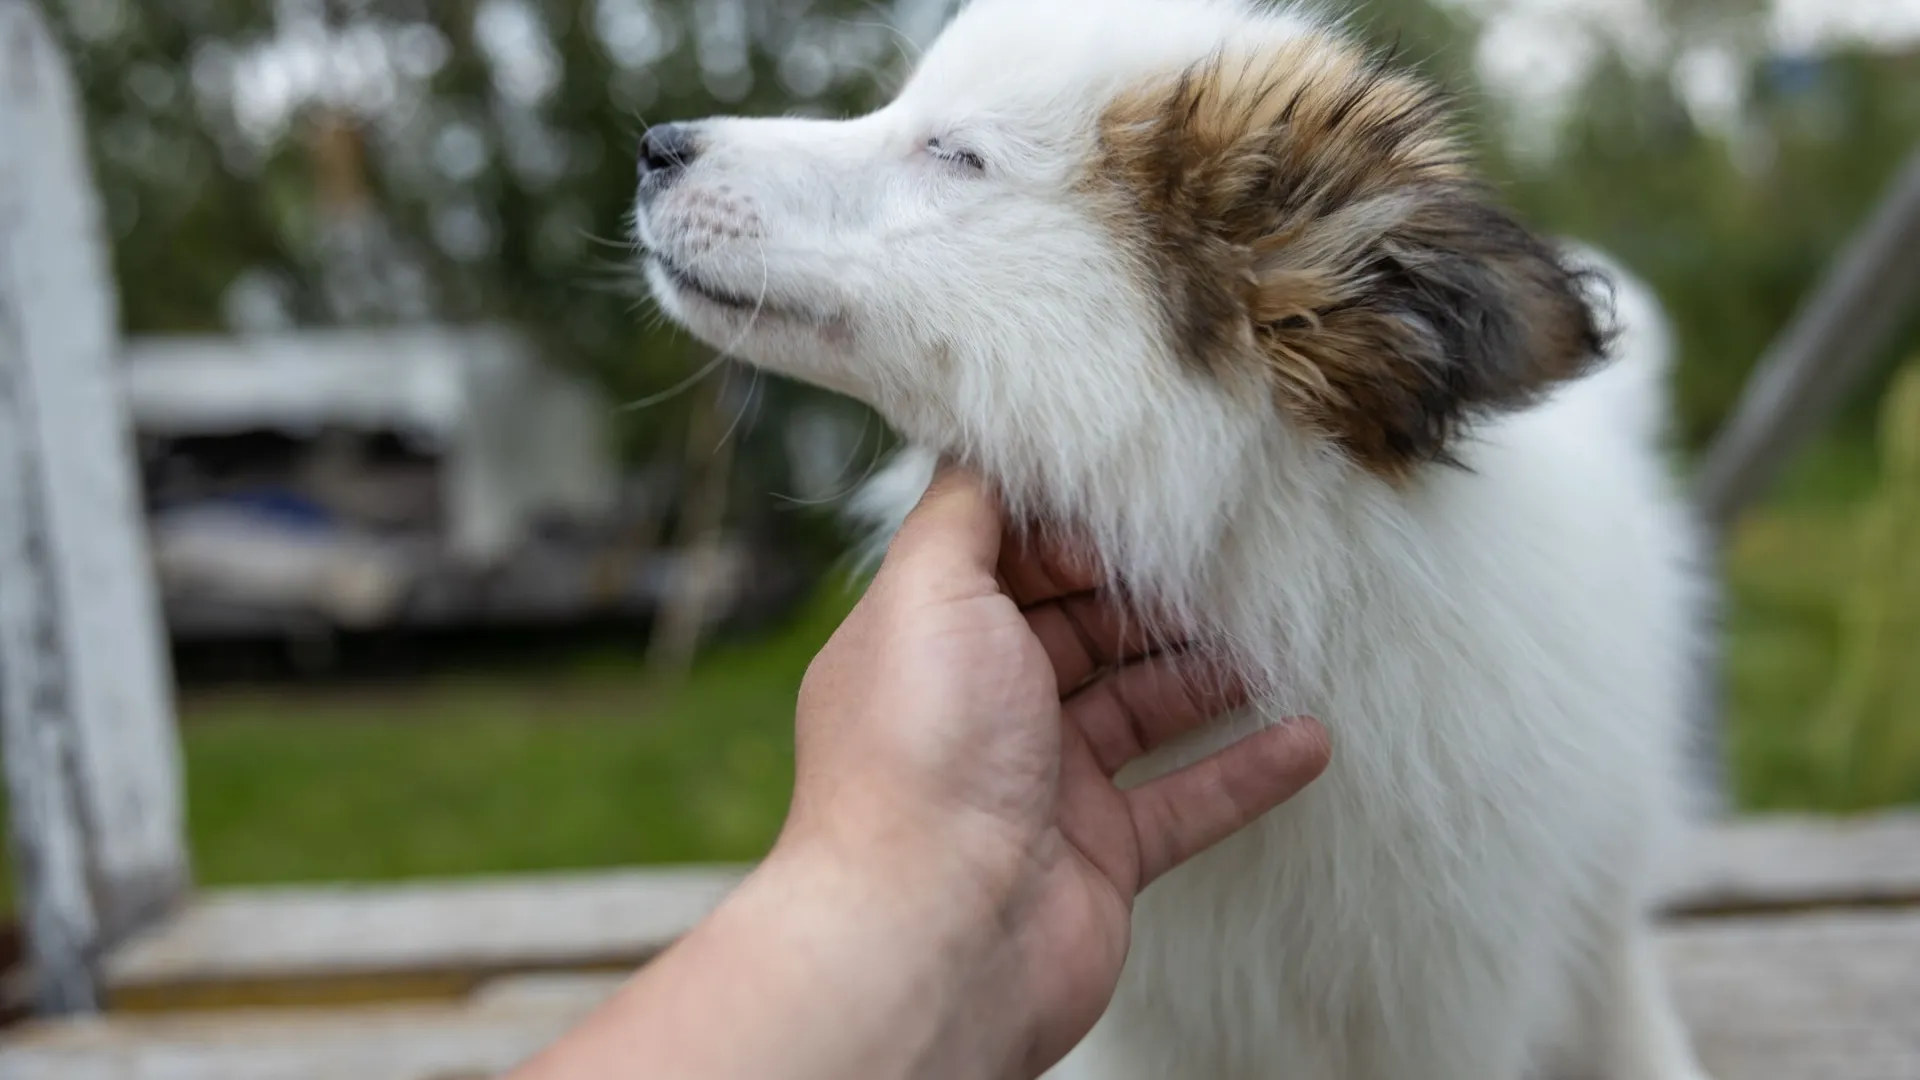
<box><xmin>0</xmin><ymin>0</ymin><xmax>190</xmax><ymax>1015</ymax></box>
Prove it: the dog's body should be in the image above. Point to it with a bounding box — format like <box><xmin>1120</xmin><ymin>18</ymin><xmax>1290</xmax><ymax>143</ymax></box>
<box><xmin>633</xmin><ymin>2</ymin><xmax>1711</xmax><ymax>1077</ymax></box>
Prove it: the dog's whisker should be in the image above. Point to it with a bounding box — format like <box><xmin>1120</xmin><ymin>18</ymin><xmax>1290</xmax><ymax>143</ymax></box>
<box><xmin>617</xmin><ymin>351</ymin><xmax>730</xmax><ymax>413</ymax></box>
<box><xmin>716</xmin><ymin>365</ymin><xmax>764</xmax><ymax>452</ymax></box>
<box><xmin>577</xmin><ymin>228</ymin><xmax>642</xmax><ymax>254</ymax></box>
<box><xmin>770</xmin><ymin>411</ymin><xmax>894</xmax><ymax>509</ymax></box>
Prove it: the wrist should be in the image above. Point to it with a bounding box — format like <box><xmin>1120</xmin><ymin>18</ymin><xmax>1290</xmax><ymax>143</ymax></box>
<box><xmin>775</xmin><ymin>779</ymin><xmax>1038</xmax><ymax>944</ymax></box>
<box><xmin>740</xmin><ymin>829</ymin><xmax>1035</xmax><ymax>1078</ymax></box>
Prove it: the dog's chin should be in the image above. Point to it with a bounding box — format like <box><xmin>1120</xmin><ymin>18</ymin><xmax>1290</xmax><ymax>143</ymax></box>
<box><xmin>644</xmin><ymin>255</ymin><xmax>845</xmax><ymax>332</ymax></box>
<box><xmin>646</xmin><ymin>255</ymin><xmax>760</xmax><ymax>313</ymax></box>
<box><xmin>644</xmin><ymin>256</ymin><xmax>867</xmax><ymax>398</ymax></box>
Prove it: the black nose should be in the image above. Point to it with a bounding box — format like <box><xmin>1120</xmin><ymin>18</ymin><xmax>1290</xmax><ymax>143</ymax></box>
<box><xmin>638</xmin><ymin>123</ymin><xmax>698</xmax><ymax>188</ymax></box>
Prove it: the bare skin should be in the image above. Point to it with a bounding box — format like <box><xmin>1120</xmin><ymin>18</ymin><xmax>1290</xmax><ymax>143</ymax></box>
<box><xmin>507</xmin><ymin>463</ymin><xmax>1331</xmax><ymax>1080</ymax></box>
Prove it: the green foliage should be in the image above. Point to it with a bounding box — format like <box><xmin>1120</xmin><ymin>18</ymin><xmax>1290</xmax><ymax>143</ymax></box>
<box><xmin>1499</xmin><ymin>47</ymin><xmax>1920</xmax><ymax>446</ymax></box>
<box><xmin>44</xmin><ymin>0</ymin><xmax>1920</xmax><ymax>462</ymax></box>
<box><xmin>1802</xmin><ymin>359</ymin><xmax>1920</xmax><ymax>808</ymax></box>
<box><xmin>39</xmin><ymin>0</ymin><xmax>898</xmax><ymax>478</ymax></box>
<box><xmin>40</xmin><ymin>0</ymin><xmax>280</xmax><ymax>331</ymax></box>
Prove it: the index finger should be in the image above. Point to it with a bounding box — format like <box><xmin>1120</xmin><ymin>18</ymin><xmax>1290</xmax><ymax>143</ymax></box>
<box><xmin>998</xmin><ymin>527</ymin><xmax>1103</xmax><ymax>608</ymax></box>
<box><xmin>1128</xmin><ymin>717</ymin><xmax>1332</xmax><ymax>888</ymax></box>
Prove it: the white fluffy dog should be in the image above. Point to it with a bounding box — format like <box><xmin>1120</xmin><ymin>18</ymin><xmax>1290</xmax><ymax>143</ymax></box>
<box><xmin>632</xmin><ymin>1</ymin><xmax>1711</xmax><ymax>1077</ymax></box>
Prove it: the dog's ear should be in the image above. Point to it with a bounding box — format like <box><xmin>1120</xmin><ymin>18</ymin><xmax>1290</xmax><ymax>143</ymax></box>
<box><xmin>1096</xmin><ymin>41</ymin><xmax>1609</xmax><ymax>478</ymax></box>
<box><xmin>1244</xmin><ymin>182</ymin><xmax>1609</xmax><ymax>474</ymax></box>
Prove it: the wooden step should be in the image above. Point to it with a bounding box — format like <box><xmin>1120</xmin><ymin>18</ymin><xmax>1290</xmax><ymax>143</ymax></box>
<box><xmin>0</xmin><ymin>974</ymin><xmax>610</xmax><ymax>1080</ymax></box>
<box><xmin>1666</xmin><ymin>811</ymin><xmax>1920</xmax><ymax>916</ymax></box>
<box><xmin>85</xmin><ymin>813</ymin><xmax>1920</xmax><ymax>1013</ymax></box>
<box><xmin>5</xmin><ymin>910</ymin><xmax>1918</xmax><ymax>1079</ymax></box>
<box><xmin>102</xmin><ymin>866</ymin><xmax>746</xmax><ymax>1012</ymax></box>
<box><xmin>1670</xmin><ymin>909</ymin><xmax>1920</xmax><ymax>1080</ymax></box>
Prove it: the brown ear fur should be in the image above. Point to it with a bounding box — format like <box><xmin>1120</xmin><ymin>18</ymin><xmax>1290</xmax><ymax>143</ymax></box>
<box><xmin>1091</xmin><ymin>37</ymin><xmax>1611</xmax><ymax>478</ymax></box>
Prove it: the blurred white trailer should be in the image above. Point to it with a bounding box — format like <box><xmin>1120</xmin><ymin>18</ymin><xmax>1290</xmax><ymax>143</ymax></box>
<box><xmin>117</xmin><ymin>326</ymin><xmax>753</xmax><ymax>640</ymax></box>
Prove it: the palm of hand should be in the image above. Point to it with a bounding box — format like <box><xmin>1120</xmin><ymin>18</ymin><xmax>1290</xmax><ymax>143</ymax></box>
<box><xmin>791</xmin><ymin>470</ymin><xmax>1328</xmax><ymax>1078</ymax></box>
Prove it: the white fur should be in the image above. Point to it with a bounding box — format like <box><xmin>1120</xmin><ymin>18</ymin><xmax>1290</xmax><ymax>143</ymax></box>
<box><xmin>635</xmin><ymin>2</ymin><xmax>1712</xmax><ymax>1077</ymax></box>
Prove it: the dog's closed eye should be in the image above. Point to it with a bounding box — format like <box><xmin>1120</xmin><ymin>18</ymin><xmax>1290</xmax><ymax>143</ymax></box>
<box><xmin>926</xmin><ymin>136</ymin><xmax>986</xmax><ymax>173</ymax></box>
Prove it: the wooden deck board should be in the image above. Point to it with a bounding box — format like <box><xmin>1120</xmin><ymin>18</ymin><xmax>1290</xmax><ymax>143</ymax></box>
<box><xmin>1667</xmin><ymin>811</ymin><xmax>1920</xmax><ymax>915</ymax></box>
<box><xmin>88</xmin><ymin>814</ymin><xmax>1920</xmax><ymax>1011</ymax></box>
<box><xmin>1671</xmin><ymin>910</ymin><xmax>1920</xmax><ymax>1080</ymax></box>
<box><xmin>1</xmin><ymin>812</ymin><xmax>1914</xmax><ymax>1076</ymax></box>
<box><xmin>4</xmin><ymin>911</ymin><xmax>1918</xmax><ymax>1079</ymax></box>
<box><xmin>0</xmin><ymin>994</ymin><xmax>582</xmax><ymax>1080</ymax></box>
<box><xmin>101</xmin><ymin>866</ymin><xmax>746</xmax><ymax>1010</ymax></box>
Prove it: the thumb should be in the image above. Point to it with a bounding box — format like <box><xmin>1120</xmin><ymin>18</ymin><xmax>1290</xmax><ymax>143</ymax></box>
<box><xmin>880</xmin><ymin>461</ymin><xmax>1004</xmax><ymax>591</ymax></box>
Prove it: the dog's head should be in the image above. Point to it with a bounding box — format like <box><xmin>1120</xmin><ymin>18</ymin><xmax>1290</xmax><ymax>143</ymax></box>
<box><xmin>634</xmin><ymin>0</ymin><xmax>1605</xmax><ymax>488</ymax></box>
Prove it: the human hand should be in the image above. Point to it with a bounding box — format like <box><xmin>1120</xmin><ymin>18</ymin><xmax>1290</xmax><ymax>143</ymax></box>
<box><xmin>776</xmin><ymin>462</ymin><xmax>1331</xmax><ymax>1076</ymax></box>
<box><xmin>506</xmin><ymin>462</ymin><xmax>1328</xmax><ymax>1080</ymax></box>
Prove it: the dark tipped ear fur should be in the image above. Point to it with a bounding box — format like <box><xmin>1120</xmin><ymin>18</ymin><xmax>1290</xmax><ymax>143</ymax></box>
<box><xmin>1091</xmin><ymin>36</ymin><xmax>1612</xmax><ymax>478</ymax></box>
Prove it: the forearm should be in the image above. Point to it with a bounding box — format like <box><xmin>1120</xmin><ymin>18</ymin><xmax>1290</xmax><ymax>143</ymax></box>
<box><xmin>507</xmin><ymin>848</ymin><xmax>1022</xmax><ymax>1080</ymax></box>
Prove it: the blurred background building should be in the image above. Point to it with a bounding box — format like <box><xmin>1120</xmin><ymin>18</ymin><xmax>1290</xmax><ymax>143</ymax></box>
<box><xmin>6</xmin><ymin>0</ymin><xmax>1918</xmax><ymax>911</ymax></box>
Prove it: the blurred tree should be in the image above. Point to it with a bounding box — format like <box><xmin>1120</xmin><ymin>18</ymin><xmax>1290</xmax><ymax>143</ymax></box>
<box><xmin>1501</xmin><ymin>41</ymin><xmax>1920</xmax><ymax>446</ymax></box>
<box><xmin>37</xmin><ymin>0</ymin><xmax>911</xmax><ymax>578</ymax></box>
<box><xmin>39</xmin><ymin>0</ymin><xmax>283</xmax><ymax>331</ymax></box>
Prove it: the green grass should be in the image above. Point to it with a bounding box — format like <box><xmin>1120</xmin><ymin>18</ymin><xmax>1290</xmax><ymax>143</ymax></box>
<box><xmin>173</xmin><ymin>584</ymin><xmax>858</xmax><ymax>888</ymax></box>
<box><xmin>1723</xmin><ymin>428</ymin><xmax>1920</xmax><ymax>810</ymax></box>
<box><xmin>1724</xmin><ymin>509</ymin><xmax>1858</xmax><ymax>809</ymax></box>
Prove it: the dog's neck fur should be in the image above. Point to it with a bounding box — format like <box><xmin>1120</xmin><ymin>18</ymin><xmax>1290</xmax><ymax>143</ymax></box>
<box><xmin>856</xmin><ymin>394</ymin><xmax>1414</xmax><ymax>709</ymax></box>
